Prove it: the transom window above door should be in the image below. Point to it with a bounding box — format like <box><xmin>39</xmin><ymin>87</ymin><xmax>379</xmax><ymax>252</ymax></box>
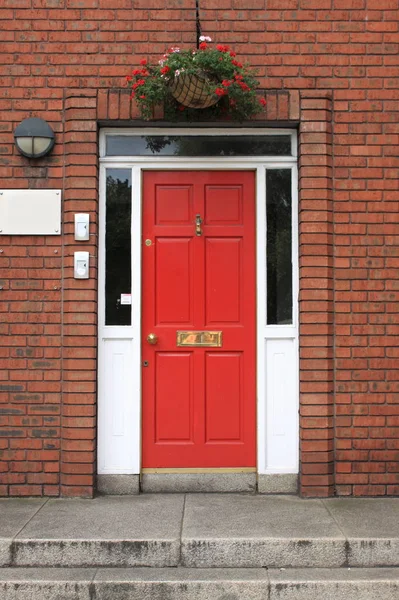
<box><xmin>101</xmin><ymin>128</ymin><xmax>297</xmax><ymax>160</ymax></box>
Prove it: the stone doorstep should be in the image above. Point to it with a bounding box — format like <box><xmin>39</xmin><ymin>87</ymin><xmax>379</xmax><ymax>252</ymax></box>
<box><xmin>1</xmin><ymin>495</ymin><xmax>399</xmax><ymax>570</ymax></box>
<box><xmin>0</xmin><ymin>568</ymin><xmax>399</xmax><ymax>600</ymax></box>
<box><xmin>2</xmin><ymin>537</ymin><xmax>399</xmax><ymax>569</ymax></box>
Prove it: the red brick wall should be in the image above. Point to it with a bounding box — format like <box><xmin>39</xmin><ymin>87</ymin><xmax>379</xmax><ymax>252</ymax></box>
<box><xmin>0</xmin><ymin>0</ymin><xmax>398</xmax><ymax>497</ymax></box>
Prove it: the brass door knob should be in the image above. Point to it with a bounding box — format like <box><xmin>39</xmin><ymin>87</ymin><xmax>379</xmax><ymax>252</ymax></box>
<box><xmin>147</xmin><ymin>333</ymin><xmax>158</xmax><ymax>345</ymax></box>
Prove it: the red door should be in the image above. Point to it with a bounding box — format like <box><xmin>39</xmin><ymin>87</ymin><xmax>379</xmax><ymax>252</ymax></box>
<box><xmin>142</xmin><ymin>171</ymin><xmax>256</xmax><ymax>468</ymax></box>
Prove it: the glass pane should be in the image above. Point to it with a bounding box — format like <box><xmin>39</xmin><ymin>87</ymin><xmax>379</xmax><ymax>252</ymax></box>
<box><xmin>105</xmin><ymin>168</ymin><xmax>132</xmax><ymax>326</ymax></box>
<box><xmin>266</xmin><ymin>169</ymin><xmax>292</xmax><ymax>325</ymax></box>
<box><xmin>106</xmin><ymin>134</ymin><xmax>291</xmax><ymax>157</ymax></box>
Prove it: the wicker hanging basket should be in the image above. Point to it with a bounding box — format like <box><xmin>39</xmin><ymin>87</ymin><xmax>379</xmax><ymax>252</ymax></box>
<box><xmin>169</xmin><ymin>72</ymin><xmax>219</xmax><ymax>109</ymax></box>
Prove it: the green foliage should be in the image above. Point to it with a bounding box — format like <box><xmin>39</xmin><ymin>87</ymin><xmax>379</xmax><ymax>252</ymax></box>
<box><xmin>126</xmin><ymin>40</ymin><xmax>266</xmax><ymax>121</ymax></box>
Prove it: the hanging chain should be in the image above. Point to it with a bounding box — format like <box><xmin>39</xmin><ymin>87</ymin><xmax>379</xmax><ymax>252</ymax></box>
<box><xmin>196</xmin><ymin>0</ymin><xmax>202</xmax><ymax>49</ymax></box>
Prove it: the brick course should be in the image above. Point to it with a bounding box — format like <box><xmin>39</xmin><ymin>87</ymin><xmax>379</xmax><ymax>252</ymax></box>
<box><xmin>0</xmin><ymin>0</ymin><xmax>398</xmax><ymax>497</ymax></box>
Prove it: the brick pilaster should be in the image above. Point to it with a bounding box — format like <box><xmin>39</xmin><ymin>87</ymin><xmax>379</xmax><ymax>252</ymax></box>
<box><xmin>298</xmin><ymin>91</ymin><xmax>335</xmax><ymax>497</ymax></box>
<box><xmin>61</xmin><ymin>91</ymin><xmax>98</xmax><ymax>498</ymax></box>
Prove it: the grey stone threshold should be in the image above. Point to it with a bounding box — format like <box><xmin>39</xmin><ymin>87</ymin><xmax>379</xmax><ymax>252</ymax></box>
<box><xmin>97</xmin><ymin>473</ymin><xmax>298</xmax><ymax>494</ymax></box>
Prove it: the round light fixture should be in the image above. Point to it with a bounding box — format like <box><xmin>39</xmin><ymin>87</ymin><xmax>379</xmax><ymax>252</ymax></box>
<box><xmin>14</xmin><ymin>117</ymin><xmax>55</xmax><ymax>158</ymax></box>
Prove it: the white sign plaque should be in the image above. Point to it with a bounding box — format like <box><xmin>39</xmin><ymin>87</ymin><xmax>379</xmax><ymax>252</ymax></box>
<box><xmin>120</xmin><ymin>293</ymin><xmax>132</xmax><ymax>305</ymax></box>
<box><xmin>0</xmin><ymin>189</ymin><xmax>61</xmax><ymax>235</ymax></box>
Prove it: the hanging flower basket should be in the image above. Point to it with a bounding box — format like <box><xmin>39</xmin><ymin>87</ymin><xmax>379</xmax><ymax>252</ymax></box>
<box><xmin>126</xmin><ymin>37</ymin><xmax>267</xmax><ymax>121</ymax></box>
<box><xmin>168</xmin><ymin>72</ymin><xmax>219</xmax><ymax>109</ymax></box>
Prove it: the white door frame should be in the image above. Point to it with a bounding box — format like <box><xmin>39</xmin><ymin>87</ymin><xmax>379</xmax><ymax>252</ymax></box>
<box><xmin>98</xmin><ymin>128</ymin><xmax>299</xmax><ymax>476</ymax></box>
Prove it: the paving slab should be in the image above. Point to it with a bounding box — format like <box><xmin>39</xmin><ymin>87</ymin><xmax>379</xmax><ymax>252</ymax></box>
<box><xmin>324</xmin><ymin>498</ymin><xmax>399</xmax><ymax>567</ymax></box>
<box><xmin>0</xmin><ymin>568</ymin><xmax>95</xmax><ymax>600</ymax></box>
<box><xmin>13</xmin><ymin>495</ymin><xmax>185</xmax><ymax>567</ymax></box>
<box><xmin>182</xmin><ymin>494</ymin><xmax>346</xmax><ymax>568</ymax></box>
<box><xmin>269</xmin><ymin>567</ymin><xmax>399</xmax><ymax>600</ymax></box>
<box><xmin>94</xmin><ymin>567</ymin><xmax>269</xmax><ymax>600</ymax></box>
<box><xmin>0</xmin><ymin>500</ymin><xmax>46</xmax><ymax>567</ymax></box>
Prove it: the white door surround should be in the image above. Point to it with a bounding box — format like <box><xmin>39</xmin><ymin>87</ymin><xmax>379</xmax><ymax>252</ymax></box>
<box><xmin>97</xmin><ymin>128</ymin><xmax>299</xmax><ymax>492</ymax></box>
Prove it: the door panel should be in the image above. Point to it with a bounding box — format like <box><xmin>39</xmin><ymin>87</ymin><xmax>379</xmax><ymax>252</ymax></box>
<box><xmin>205</xmin><ymin>185</ymin><xmax>243</xmax><ymax>225</ymax></box>
<box><xmin>155</xmin><ymin>352</ymin><xmax>193</xmax><ymax>443</ymax></box>
<box><xmin>142</xmin><ymin>170</ymin><xmax>256</xmax><ymax>468</ymax></box>
<box><xmin>205</xmin><ymin>238</ymin><xmax>242</xmax><ymax>324</ymax></box>
<box><xmin>155</xmin><ymin>185</ymin><xmax>193</xmax><ymax>225</ymax></box>
<box><xmin>155</xmin><ymin>238</ymin><xmax>193</xmax><ymax>325</ymax></box>
<box><xmin>205</xmin><ymin>352</ymin><xmax>242</xmax><ymax>443</ymax></box>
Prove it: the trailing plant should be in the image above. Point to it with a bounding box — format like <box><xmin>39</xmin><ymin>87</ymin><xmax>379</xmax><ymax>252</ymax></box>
<box><xmin>126</xmin><ymin>36</ymin><xmax>266</xmax><ymax>121</ymax></box>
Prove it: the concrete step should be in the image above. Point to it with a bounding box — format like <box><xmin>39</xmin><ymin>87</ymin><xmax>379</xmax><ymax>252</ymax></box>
<box><xmin>6</xmin><ymin>535</ymin><xmax>398</xmax><ymax>569</ymax></box>
<box><xmin>1</xmin><ymin>495</ymin><xmax>399</xmax><ymax>569</ymax></box>
<box><xmin>0</xmin><ymin>567</ymin><xmax>399</xmax><ymax>599</ymax></box>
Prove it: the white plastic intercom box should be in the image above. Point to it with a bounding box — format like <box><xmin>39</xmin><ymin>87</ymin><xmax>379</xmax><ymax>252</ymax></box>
<box><xmin>74</xmin><ymin>251</ymin><xmax>89</xmax><ymax>279</ymax></box>
<box><xmin>74</xmin><ymin>213</ymin><xmax>90</xmax><ymax>241</ymax></box>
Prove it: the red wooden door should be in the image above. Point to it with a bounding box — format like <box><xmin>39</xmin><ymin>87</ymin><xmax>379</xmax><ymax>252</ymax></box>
<box><xmin>142</xmin><ymin>171</ymin><xmax>256</xmax><ymax>468</ymax></box>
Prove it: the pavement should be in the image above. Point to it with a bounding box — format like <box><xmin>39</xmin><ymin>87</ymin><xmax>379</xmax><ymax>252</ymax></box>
<box><xmin>0</xmin><ymin>494</ymin><xmax>399</xmax><ymax>598</ymax></box>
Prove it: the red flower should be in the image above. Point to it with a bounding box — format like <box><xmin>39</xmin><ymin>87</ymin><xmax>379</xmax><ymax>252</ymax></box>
<box><xmin>137</xmin><ymin>79</ymin><xmax>145</xmax><ymax>86</ymax></box>
<box><xmin>132</xmin><ymin>69</ymin><xmax>141</xmax><ymax>75</ymax></box>
<box><xmin>259</xmin><ymin>97</ymin><xmax>267</xmax><ymax>107</ymax></box>
<box><xmin>215</xmin><ymin>87</ymin><xmax>227</xmax><ymax>96</ymax></box>
<box><xmin>130</xmin><ymin>91</ymin><xmax>135</xmax><ymax>98</ymax></box>
<box><xmin>140</xmin><ymin>95</ymin><xmax>146</xmax><ymax>99</ymax></box>
<box><xmin>239</xmin><ymin>82</ymin><xmax>250</xmax><ymax>91</ymax></box>
<box><xmin>126</xmin><ymin>75</ymin><xmax>132</xmax><ymax>82</ymax></box>
<box><xmin>199</xmin><ymin>42</ymin><xmax>207</xmax><ymax>50</ymax></box>
<box><xmin>217</xmin><ymin>44</ymin><xmax>229</xmax><ymax>52</ymax></box>
<box><xmin>221</xmin><ymin>79</ymin><xmax>232</xmax><ymax>87</ymax></box>
<box><xmin>160</xmin><ymin>65</ymin><xmax>170</xmax><ymax>74</ymax></box>
<box><xmin>140</xmin><ymin>58</ymin><xmax>147</xmax><ymax>65</ymax></box>
<box><xmin>141</xmin><ymin>69</ymin><xmax>149</xmax><ymax>76</ymax></box>
<box><xmin>229</xmin><ymin>51</ymin><xmax>236</xmax><ymax>57</ymax></box>
<box><xmin>234</xmin><ymin>73</ymin><xmax>243</xmax><ymax>80</ymax></box>
<box><xmin>232</xmin><ymin>60</ymin><xmax>243</xmax><ymax>68</ymax></box>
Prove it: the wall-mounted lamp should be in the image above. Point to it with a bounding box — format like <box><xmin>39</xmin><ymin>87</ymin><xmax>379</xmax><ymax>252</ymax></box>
<box><xmin>14</xmin><ymin>117</ymin><xmax>55</xmax><ymax>158</ymax></box>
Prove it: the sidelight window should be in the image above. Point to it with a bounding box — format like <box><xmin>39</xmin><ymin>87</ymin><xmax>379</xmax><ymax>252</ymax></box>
<box><xmin>105</xmin><ymin>168</ymin><xmax>132</xmax><ymax>326</ymax></box>
<box><xmin>266</xmin><ymin>169</ymin><xmax>293</xmax><ymax>325</ymax></box>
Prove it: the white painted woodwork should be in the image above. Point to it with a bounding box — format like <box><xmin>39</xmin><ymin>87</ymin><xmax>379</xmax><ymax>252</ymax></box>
<box><xmin>264</xmin><ymin>338</ymin><xmax>298</xmax><ymax>473</ymax></box>
<box><xmin>98</xmin><ymin>338</ymin><xmax>138</xmax><ymax>473</ymax></box>
<box><xmin>98</xmin><ymin>129</ymin><xmax>299</xmax><ymax>477</ymax></box>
